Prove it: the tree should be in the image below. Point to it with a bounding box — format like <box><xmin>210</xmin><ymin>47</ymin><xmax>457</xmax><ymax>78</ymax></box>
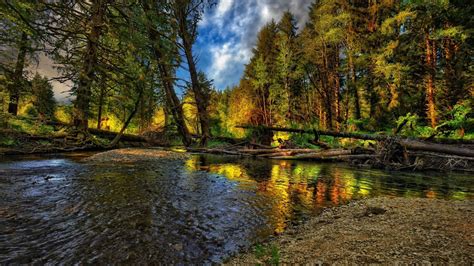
<box><xmin>30</xmin><ymin>73</ymin><xmax>55</xmax><ymax>119</ymax></box>
<box><xmin>245</xmin><ymin>21</ymin><xmax>279</xmax><ymax>126</ymax></box>
<box><xmin>0</xmin><ymin>1</ymin><xmax>42</xmax><ymax>115</ymax></box>
<box><xmin>142</xmin><ymin>0</ymin><xmax>192</xmax><ymax>146</ymax></box>
<box><xmin>172</xmin><ymin>0</ymin><xmax>212</xmax><ymax>145</ymax></box>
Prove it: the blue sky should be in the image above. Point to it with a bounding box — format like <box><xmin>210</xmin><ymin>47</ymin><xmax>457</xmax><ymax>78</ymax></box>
<box><xmin>185</xmin><ymin>0</ymin><xmax>313</xmax><ymax>91</ymax></box>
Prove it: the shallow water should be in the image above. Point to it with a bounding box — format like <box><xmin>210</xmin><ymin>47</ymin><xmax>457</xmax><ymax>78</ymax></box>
<box><xmin>0</xmin><ymin>152</ymin><xmax>472</xmax><ymax>263</ymax></box>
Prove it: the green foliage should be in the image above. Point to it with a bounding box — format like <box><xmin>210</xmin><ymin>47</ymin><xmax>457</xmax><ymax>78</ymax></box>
<box><xmin>253</xmin><ymin>244</ymin><xmax>280</xmax><ymax>265</ymax></box>
<box><xmin>396</xmin><ymin>113</ymin><xmax>437</xmax><ymax>137</ymax></box>
<box><xmin>0</xmin><ymin>136</ymin><xmax>16</xmax><ymax>146</ymax></box>
<box><xmin>435</xmin><ymin>102</ymin><xmax>473</xmax><ymax>138</ymax></box>
<box><xmin>1</xmin><ymin>0</ymin><xmax>472</xmax><ymax>146</ymax></box>
<box><xmin>25</xmin><ymin>105</ymin><xmax>38</xmax><ymax>117</ymax></box>
<box><xmin>30</xmin><ymin>74</ymin><xmax>56</xmax><ymax>118</ymax></box>
<box><xmin>289</xmin><ymin>133</ymin><xmax>320</xmax><ymax>149</ymax></box>
<box><xmin>205</xmin><ymin>139</ymin><xmax>229</xmax><ymax>149</ymax></box>
<box><xmin>396</xmin><ymin>113</ymin><xmax>420</xmax><ymax>136</ymax></box>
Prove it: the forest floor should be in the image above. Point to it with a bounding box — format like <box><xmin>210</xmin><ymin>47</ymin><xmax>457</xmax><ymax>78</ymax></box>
<box><xmin>227</xmin><ymin>197</ymin><xmax>474</xmax><ymax>264</ymax></box>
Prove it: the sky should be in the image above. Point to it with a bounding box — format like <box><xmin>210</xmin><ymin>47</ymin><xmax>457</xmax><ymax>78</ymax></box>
<box><xmin>193</xmin><ymin>0</ymin><xmax>313</xmax><ymax>91</ymax></box>
<box><xmin>31</xmin><ymin>0</ymin><xmax>313</xmax><ymax>101</ymax></box>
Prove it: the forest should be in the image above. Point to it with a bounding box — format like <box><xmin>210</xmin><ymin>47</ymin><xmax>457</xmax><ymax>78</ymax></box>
<box><xmin>1</xmin><ymin>1</ymin><xmax>474</xmax><ymax>264</ymax></box>
<box><xmin>0</xmin><ymin>0</ymin><xmax>473</xmax><ymax>157</ymax></box>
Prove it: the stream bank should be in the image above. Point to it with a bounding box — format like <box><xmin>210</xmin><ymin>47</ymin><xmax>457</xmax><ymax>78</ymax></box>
<box><xmin>227</xmin><ymin>197</ymin><xmax>474</xmax><ymax>264</ymax></box>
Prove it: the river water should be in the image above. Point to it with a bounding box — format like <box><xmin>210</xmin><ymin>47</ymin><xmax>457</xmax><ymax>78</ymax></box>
<box><xmin>0</xmin><ymin>152</ymin><xmax>472</xmax><ymax>263</ymax></box>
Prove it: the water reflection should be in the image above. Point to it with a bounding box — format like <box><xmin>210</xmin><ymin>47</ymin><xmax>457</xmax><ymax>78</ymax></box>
<box><xmin>186</xmin><ymin>154</ymin><xmax>473</xmax><ymax>233</ymax></box>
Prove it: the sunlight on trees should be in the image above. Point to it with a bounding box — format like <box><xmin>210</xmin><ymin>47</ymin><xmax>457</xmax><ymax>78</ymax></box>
<box><xmin>0</xmin><ymin>0</ymin><xmax>472</xmax><ymax>146</ymax></box>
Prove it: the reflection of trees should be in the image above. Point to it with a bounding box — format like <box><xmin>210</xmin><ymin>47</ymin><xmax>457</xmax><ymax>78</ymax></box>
<box><xmin>184</xmin><ymin>154</ymin><xmax>473</xmax><ymax>239</ymax></box>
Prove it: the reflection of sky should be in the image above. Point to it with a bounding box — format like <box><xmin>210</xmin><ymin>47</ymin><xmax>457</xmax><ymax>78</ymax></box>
<box><xmin>0</xmin><ymin>159</ymin><xmax>71</xmax><ymax>170</ymax></box>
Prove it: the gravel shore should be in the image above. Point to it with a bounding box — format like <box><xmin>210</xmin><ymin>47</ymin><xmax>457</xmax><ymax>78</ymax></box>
<box><xmin>83</xmin><ymin>148</ymin><xmax>188</xmax><ymax>163</ymax></box>
<box><xmin>227</xmin><ymin>197</ymin><xmax>474</xmax><ymax>264</ymax></box>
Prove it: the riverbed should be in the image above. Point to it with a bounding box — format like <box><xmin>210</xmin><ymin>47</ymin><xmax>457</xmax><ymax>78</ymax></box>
<box><xmin>0</xmin><ymin>148</ymin><xmax>472</xmax><ymax>263</ymax></box>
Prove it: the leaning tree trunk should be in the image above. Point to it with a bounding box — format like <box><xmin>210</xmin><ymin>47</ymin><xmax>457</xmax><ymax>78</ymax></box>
<box><xmin>7</xmin><ymin>32</ymin><xmax>28</xmax><ymax>116</ymax></box>
<box><xmin>184</xmin><ymin>45</ymin><xmax>210</xmax><ymax>145</ymax></box>
<box><xmin>177</xmin><ymin>6</ymin><xmax>211</xmax><ymax>146</ymax></box>
<box><xmin>73</xmin><ymin>0</ymin><xmax>107</xmax><ymax>131</ymax></box>
<box><xmin>143</xmin><ymin>2</ymin><xmax>192</xmax><ymax>146</ymax></box>
<box><xmin>108</xmin><ymin>83</ymin><xmax>144</xmax><ymax>148</ymax></box>
<box><xmin>159</xmin><ymin>63</ymin><xmax>192</xmax><ymax>146</ymax></box>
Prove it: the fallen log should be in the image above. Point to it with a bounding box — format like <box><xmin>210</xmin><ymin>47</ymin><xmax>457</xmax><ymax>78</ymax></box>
<box><xmin>236</xmin><ymin>125</ymin><xmax>474</xmax><ymax>145</ymax></box>
<box><xmin>400</xmin><ymin>139</ymin><xmax>474</xmax><ymax>158</ymax></box>
<box><xmin>46</xmin><ymin>121</ymin><xmax>147</xmax><ymax>142</ymax></box>
<box><xmin>238</xmin><ymin>148</ymin><xmax>312</xmax><ymax>155</ymax></box>
<box><xmin>186</xmin><ymin>147</ymin><xmax>248</xmax><ymax>156</ymax></box>
<box><xmin>404</xmin><ymin>151</ymin><xmax>474</xmax><ymax>172</ymax></box>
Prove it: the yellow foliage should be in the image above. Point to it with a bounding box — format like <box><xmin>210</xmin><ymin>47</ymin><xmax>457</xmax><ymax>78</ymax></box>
<box><xmin>152</xmin><ymin>108</ymin><xmax>166</xmax><ymax>129</ymax></box>
<box><xmin>226</xmin><ymin>86</ymin><xmax>255</xmax><ymax>137</ymax></box>
<box><xmin>54</xmin><ymin>106</ymin><xmax>71</xmax><ymax>123</ymax></box>
<box><xmin>182</xmin><ymin>93</ymin><xmax>199</xmax><ymax>134</ymax></box>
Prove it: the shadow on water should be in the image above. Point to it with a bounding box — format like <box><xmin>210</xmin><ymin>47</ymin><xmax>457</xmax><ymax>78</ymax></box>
<box><xmin>0</xmin><ymin>152</ymin><xmax>472</xmax><ymax>263</ymax></box>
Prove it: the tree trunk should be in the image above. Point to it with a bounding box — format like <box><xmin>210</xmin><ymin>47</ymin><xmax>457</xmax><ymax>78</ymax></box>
<box><xmin>108</xmin><ymin>84</ymin><xmax>144</xmax><ymax>148</ymax></box>
<box><xmin>184</xmin><ymin>45</ymin><xmax>210</xmax><ymax>145</ymax></box>
<box><xmin>176</xmin><ymin>5</ymin><xmax>210</xmax><ymax>146</ymax></box>
<box><xmin>96</xmin><ymin>85</ymin><xmax>106</xmax><ymax>129</ymax></box>
<box><xmin>159</xmin><ymin>64</ymin><xmax>192</xmax><ymax>146</ymax></box>
<box><xmin>348</xmin><ymin>53</ymin><xmax>361</xmax><ymax>120</ymax></box>
<box><xmin>333</xmin><ymin>46</ymin><xmax>341</xmax><ymax>131</ymax></box>
<box><xmin>143</xmin><ymin>2</ymin><xmax>192</xmax><ymax>146</ymax></box>
<box><xmin>73</xmin><ymin>0</ymin><xmax>107</xmax><ymax>131</ymax></box>
<box><xmin>7</xmin><ymin>32</ymin><xmax>28</xmax><ymax>116</ymax></box>
<box><xmin>425</xmin><ymin>33</ymin><xmax>437</xmax><ymax>128</ymax></box>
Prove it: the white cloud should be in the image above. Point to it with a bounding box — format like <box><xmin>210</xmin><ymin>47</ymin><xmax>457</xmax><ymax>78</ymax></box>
<box><xmin>208</xmin><ymin>42</ymin><xmax>251</xmax><ymax>88</ymax></box>
<box><xmin>260</xmin><ymin>5</ymin><xmax>271</xmax><ymax>22</ymax></box>
<box><xmin>216</xmin><ymin>0</ymin><xmax>233</xmax><ymax>18</ymax></box>
<box><xmin>200</xmin><ymin>0</ymin><xmax>314</xmax><ymax>89</ymax></box>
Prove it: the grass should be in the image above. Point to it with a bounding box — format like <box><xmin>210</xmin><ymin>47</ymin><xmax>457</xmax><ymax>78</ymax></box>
<box><xmin>254</xmin><ymin>244</ymin><xmax>280</xmax><ymax>265</ymax></box>
<box><xmin>3</xmin><ymin>115</ymin><xmax>55</xmax><ymax>135</ymax></box>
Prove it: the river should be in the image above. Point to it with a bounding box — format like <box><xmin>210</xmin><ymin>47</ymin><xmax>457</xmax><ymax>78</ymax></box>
<box><xmin>0</xmin><ymin>151</ymin><xmax>472</xmax><ymax>263</ymax></box>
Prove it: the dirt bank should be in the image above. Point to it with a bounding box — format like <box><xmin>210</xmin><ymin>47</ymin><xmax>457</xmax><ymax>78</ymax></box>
<box><xmin>227</xmin><ymin>197</ymin><xmax>474</xmax><ymax>264</ymax></box>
